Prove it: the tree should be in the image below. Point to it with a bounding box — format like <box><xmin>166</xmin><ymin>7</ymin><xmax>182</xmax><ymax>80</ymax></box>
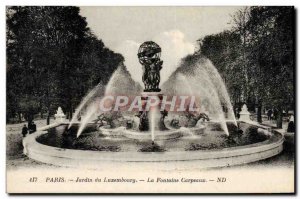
<box><xmin>197</xmin><ymin>6</ymin><xmax>294</xmax><ymax>127</ymax></box>
<box><xmin>6</xmin><ymin>6</ymin><xmax>124</xmax><ymax>124</ymax></box>
<box><xmin>246</xmin><ymin>7</ymin><xmax>294</xmax><ymax>127</ymax></box>
<box><xmin>199</xmin><ymin>31</ymin><xmax>244</xmax><ymax>108</ymax></box>
<box><xmin>232</xmin><ymin>7</ymin><xmax>251</xmax><ymax>102</ymax></box>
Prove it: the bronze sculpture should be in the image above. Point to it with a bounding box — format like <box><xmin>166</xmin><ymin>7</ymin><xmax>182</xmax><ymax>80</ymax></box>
<box><xmin>137</xmin><ymin>41</ymin><xmax>163</xmax><ymax>92</ymax></box>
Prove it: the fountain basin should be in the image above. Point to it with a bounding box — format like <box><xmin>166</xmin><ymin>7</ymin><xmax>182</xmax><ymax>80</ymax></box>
<box><xmin>23</xmin><ymin>122</ymin><xmax>284</xmax><ymax>170</ymax></box>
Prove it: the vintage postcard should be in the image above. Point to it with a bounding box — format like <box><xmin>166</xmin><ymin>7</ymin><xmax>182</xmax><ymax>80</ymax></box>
<box><xmin>6</xmin><ymin>6</ymin><xmax>295</xmax><ymax>193</ymax></box>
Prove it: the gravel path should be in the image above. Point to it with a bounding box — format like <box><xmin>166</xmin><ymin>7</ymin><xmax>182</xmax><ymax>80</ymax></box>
<box><xmin>6</xmin><ymin>119</ymin><xmax>58</xmax><ymax>170</ymax></box>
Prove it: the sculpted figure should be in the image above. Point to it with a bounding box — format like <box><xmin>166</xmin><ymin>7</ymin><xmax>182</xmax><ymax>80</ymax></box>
<box><xmin>138</xmin><ymin>41</ymin><xmax>163</xmax><ymax>92</ymax></box>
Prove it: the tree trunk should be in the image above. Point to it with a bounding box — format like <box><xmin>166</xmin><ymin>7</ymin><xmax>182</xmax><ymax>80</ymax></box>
<box><xmin>257</xmin><ymin>104</ymin><xmax>262</xmax><ymax>123</ymax></box>
<box><xmin>28</xmin><ymin>111</ymin><xmax>33</xmax><ymax>124</ymax></box>
<box><xmin>69</xmin><ymin>103</ymin><xmax>73</xmax><ymax>121</ymax></box>
<box><xmin>18</xmin><ymin>112</ymin><xmax>22</xmax><ymax>123</ymax></box>
<box><xmin>276</xmin><ymin>108</ymin><xmax>283</xmax><ymax>128</ymax></box>
<box><xmin>47</xmin><ymin>113</ymin><xmax>50</xmax><ymax>125</ymax></box>
<box><xmin>46</xmin><ymin>100</ymin><xmax>50</xmax><ymax>125</ymax></box>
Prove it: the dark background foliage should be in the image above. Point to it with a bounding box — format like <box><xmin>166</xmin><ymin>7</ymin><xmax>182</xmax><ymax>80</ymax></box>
<box><xmin>7</xmin><ymin>6</ymin><xmax>124</xmax><ymax>124</ymax></box>
<box><xmin>196</xmin><ymin>6</ymin><xmax>294</xmax><ymax>127</ymax></box>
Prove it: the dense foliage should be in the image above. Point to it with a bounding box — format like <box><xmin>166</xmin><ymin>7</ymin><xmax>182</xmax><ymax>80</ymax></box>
<box><xmin>7</xmin><ymin>6</ymin><xmax>124</xmax><ymax>123</ymax></box>
<box><xmin>197</xmin><ymin>6</ymin><xmax>294</xmax><ymax>127</ymax></box>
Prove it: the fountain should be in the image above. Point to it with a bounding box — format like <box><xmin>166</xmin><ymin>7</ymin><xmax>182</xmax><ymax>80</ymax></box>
<box><xmin>22</xmin><ymin>41</ymin><xmax>284</xmax><ymax>170</ymax></box>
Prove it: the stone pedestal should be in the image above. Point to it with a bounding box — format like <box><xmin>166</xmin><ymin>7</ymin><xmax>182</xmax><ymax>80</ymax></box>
<box><xmin>138</xmin><ymin>92</ymin><xmax>167</xmax><ymax>131</ymax></box>
<box><xmin>54</xmin><ymin>107</ymin><xmax>66</xmax><ymax>123</ymax></box>
<box><xmin>239</xmin><ymin>104</ymin><xmax>251</xmax><ymax>122</ymax></box>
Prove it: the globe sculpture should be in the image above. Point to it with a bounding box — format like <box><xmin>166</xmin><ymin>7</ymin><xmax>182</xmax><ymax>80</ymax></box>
<box><xmin>137</xmin><ymin>41</ymin><xmax>163</xmax><ymax>92</ymax></box>
<box><xmin>136</xmin><ymin>41</ymin><xmax>166</xmax><ymax>132</ymax></box>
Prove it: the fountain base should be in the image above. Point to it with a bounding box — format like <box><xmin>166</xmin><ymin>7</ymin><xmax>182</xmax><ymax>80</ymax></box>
<box><xmin>22</xmin><ymin>122</ymin><xmax>284</xmax><ymax>170</ymax></box>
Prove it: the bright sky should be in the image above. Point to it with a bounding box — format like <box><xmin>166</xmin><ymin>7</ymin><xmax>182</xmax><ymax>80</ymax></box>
<box><xmin>79</xmin><ymin>6</ymin><xmax>243</xmax><ymax>84</ymax></box>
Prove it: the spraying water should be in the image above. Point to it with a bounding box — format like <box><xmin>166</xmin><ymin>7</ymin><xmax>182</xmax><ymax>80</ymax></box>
<box><xmin>180</xmin><ymin>127</ymin><xmax>197</xmax><ymax>138</ymax></box>
<box><xmin>197</xmin><ymin>59</ymin><xmax>237</xmax><ymax>126</ymax></box>
<box><xmin>161</xmin><ymin>57</ymin><xmax>236</xmax><ymax>135</ymax></box>
<box><xmin>71</xmin><ymin>55</ymin><xmax>235</xmax><ymax>137</ymax></box>
<box><xmin>72</xmin><ymin>64</ymin><xmax>142</xmax><ymax>137</ymax></box>
<box><xmin>150</xmin><ymin>110</ymin><xmax>155</xmax><ymax>142</ymax></box>
<box><xmin>76</xmin><ymin>101</ymin><xmax>100</xmax><ymax>138</ymax></box>
<box><xmin>68</xmin><ymin>84</ymin><xmax>104</xmax><ymax>129</ymax></box>
<box><xmin>104</xmin><ymin>63</ymin><xmax>143</xmax><ymax>96</ymax></box>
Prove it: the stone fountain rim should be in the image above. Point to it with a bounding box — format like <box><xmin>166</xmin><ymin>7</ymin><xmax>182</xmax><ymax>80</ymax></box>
<box><xmin>26</xmin><ymin>126</ymin><xmax>283</xmax><ymax>156</ymax></box>
<box><xmin>22</xmin><ymin>121</ymin><xmax>284</xmax><ymax>170</ymax></box>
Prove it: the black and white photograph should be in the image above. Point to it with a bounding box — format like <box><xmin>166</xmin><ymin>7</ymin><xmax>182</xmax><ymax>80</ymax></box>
<box><xmin>5</xmin><ymin>5</ymin><xmax>295</xmax><ymax>193</ymax></box>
